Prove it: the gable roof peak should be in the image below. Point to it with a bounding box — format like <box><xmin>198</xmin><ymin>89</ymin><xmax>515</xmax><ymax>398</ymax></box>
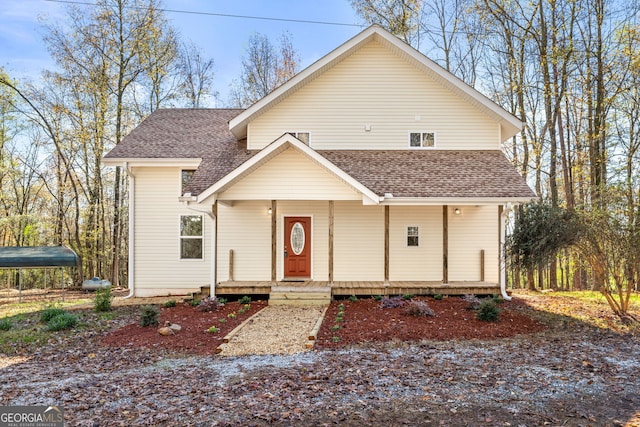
<box><xmin>229</xmin><ymin>25</ymin><xmax>523</xmax><ymax>141</ymax></box>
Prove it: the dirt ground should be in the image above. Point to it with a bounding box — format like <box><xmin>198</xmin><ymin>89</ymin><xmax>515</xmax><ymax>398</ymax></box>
<box><xmin>0</xmin><ymin>291</ymin><xmax>639</xmax><ymax>426</ymax></box>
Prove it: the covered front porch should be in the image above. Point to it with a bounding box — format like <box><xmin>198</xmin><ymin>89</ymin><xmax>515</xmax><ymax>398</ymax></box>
<box><xmin>215</xmin><ymin>280</ymin><xmax>501</xmax><ymax>298</ymax></box>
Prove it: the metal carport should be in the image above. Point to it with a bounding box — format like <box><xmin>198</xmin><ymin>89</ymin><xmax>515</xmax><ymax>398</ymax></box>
<box><xmin>0</xmin><ymin>246</ymin><xmax>79</xmax><ymax>302</ymax></box>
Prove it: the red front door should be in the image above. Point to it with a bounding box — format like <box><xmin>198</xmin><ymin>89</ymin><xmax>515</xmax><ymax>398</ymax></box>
<box><xmin>284</xmin><ymin>217</ymin><xmax>311</xmax><ymax>278</ymax></box>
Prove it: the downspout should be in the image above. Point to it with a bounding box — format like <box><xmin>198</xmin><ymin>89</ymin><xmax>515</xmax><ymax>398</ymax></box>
<box><xmin>124</xmin><ymin>163</ymin><xmax>135</xmax><ymax>298</ymax></box>
<box><xmin>182</xmin><ymin>197</ymin><xmax>217</xmax><ymax>298</ymax></box>
<box><xmin>499</xmin><ymin>203</ymin><xmax>513</xmax><ymax>301</ymax></box>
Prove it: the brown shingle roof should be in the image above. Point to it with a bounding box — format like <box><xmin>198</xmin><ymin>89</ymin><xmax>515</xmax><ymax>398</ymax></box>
<box><xmin>320</xmin><ymin>150</ymin><xmax>535</xmax><ymax>199</ymax></box>
<box><xmin>104</xmin><ymin>109</ymin><xmax>534</xmax><ymax>199</ymax></box>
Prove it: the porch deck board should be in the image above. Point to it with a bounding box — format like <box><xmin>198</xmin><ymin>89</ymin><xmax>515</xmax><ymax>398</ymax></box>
<box><xmin>215</xmin><ymin>280</ymin><xmax>500</xmax><ymax>297</ymax></box>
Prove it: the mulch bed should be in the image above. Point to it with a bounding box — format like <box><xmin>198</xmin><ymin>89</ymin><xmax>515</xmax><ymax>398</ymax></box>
<box><xmin>101</xmin><ymin>296</ymin><xmax>546</xmax><ymax>355</ymax></box>
<box><xmin>102</xmin><ymin>300</ymin><xmax>268</xmax><ymax>355</ymax></box>
<box><xmin>316</xmin><ymin>296</ymin><xmax>547</xmax><ymax>349</ymax></box>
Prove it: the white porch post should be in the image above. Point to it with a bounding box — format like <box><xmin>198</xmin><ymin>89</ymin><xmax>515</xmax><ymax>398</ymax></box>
<box><xmin>210</xmin><ymin>202</ymin><xmax>217</xmax><ymax>298</ymax></box>
<box><xmin>499</xmin><ymin>204</ymin><xmax>512</xmax><ymax>301</ymax></box>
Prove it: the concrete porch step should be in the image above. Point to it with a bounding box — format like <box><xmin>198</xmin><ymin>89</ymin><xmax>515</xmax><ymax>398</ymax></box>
<box><xmin>269</xmin><ymin>286</ymin><xmax>332</xmax><ymax>306</ymax></box>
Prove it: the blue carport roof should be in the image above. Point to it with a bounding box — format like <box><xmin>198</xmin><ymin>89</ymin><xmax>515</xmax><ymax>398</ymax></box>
<box><xmin>0</xmin><ymin>246</ymin><xmax>79</xmax><ymax>268</ymax></box>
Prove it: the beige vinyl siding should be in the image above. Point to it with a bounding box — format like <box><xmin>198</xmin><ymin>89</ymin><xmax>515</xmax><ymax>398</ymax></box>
<box><xmin>389</xmin><ymin>206</ymin><xmax>442</xmax><ymax>281</ymax></box>
<box><xmin>133</xmin><ymin>167</ymin><xmax>210</xmax><ymax>293</ymax></box>
<box><xmin>276</xmin><ymin>201</ymin><xmax>329</xmax><ymax>280</ymax></box>
<box><xmin>334</xmin><ymin>201</ymin><xmax>384</xmax><ymax>281</ymax></box>
<box><xmin>248</xmin><ymin>40</ymin><xmax>499</xmax><ymax>151</ymax></box>
<box><xmin>448</xmin><ymin>206</ymin><xmax>499</xmax><ymax>282</ymax></box>
<box><xmin>216</xmin><ymin>201</ymin><xmax>272</xmax><ymax>282</ymax></box>
<box><xmin>218</xmin><ymin>148</ymin><xmax>362</xmax><ymax>201</ymax></box>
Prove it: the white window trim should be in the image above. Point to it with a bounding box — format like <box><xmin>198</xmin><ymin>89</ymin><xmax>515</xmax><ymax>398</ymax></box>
<box><xmin>179</xmin><ymin>214</ymin><xmax>204</xmax><ymax>261</ymax></box>
<box><xmin>407</xmin><ymin>225</ymin><xmax>420</xmax><ymax>247</ymax></box>
<box><xmin>181</xmin><ymin>169</ymin><xmax>196</xmax><ymax>194</ymax></box>
<box><xmin>286</xmin><ymin>131</ymin><xmax>311</xmax><ymax>145</ymax></box>
<box><xmin>408</xmin><ymin>131</ymin><xmax>436</xmax><ymax>149</ymax></box>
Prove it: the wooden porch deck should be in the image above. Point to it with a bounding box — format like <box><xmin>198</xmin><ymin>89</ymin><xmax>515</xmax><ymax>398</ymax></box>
<box><xmin>216</xmin><ymin>280</ymin><xmax>500</xmax><ymax>297</ymax></box>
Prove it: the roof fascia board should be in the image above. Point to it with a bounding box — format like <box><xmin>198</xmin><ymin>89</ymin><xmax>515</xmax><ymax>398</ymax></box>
<box><xmin>381</xmin><ymin>196</ymin><xmax>537</xmax><ymax>205</ymax></box>
<box><xmin>197</xmin><ymin>134</ymin><xmax>380</xmax><ymax>204</ymax></box>
<box><xmin>102</xmin><ymin>158</ymin><xmax>202</xmax><ymax>168</ymax></box>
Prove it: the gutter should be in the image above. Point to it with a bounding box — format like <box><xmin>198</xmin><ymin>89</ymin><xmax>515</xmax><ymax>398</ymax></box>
<box><xmin>124</xmin><ymin>163</ymin><xmax>136</xmax><ymax>299</ymax></box>
<box><xmin>181</xmin><ymin>194</ymin><xmax>217</xmax><ymax>298</ymax></box>
<box><xmin>499</xmin><ymin>202</ymin><xmax>513</xmax><ymax>301</ymax></box>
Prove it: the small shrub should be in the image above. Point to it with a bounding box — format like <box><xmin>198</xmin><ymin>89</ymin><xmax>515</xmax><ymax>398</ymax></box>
<box><xmin>238</xmin><ymin>307</ymin><xmax>246</xmax><ymax>314</ymax></box>
<box><xmin>239</xmin><ymin>296</ymin><xmax>251</xmax><ymax>304</ymax></box>
<box><xmin>94</xmin><ymin>286</ymin><xmax>112</xmax><ymax>312</ymax></box>
<box><xmin>197</xmin><ymin>297</ymin><xmax>224</xmax><ymax>312</ymax></box>
<box><xmin>380</xmin><ymin>296</ymin><xmax>404</xmax><ymax>309</ymax></box>
<box><xmin>331</xmin><ymin>324</ymin><xmax>340</xmax><ymax>331</ymax></box>
<box><xmin>477</xmin><ymin>300</ymin><xmax>500</xmax><ymax>322</ymax></box>
<box><xmin>140</xmin><ymin>305</ymin><xmax>160</xmax><ymax>327</ymax></box>
<box><xmin>218</xmin><ymin>298</ymin><xmax>227</xmax><ymax>304</ymax></box>
<box><xmin>190</xmin><ymin>299</ymin><xmax>201</xmax><ymax>307</ymax></box>
<box><xmin>348</xmin><ymin>295</ymin><xmax>358</xmax><ymax>302</ymax></box>
<box><xmin>338</xmin><ymin>303</ymin><xmax>345</xmax><ymax>312</ymax></box>
<box><xmin>404</xmin><ymin>300</ymin><xmax>435</xmax><ymax>317</ymax></box>
<box><xmin>207</xmin><ymin>326</ymin><xmax>219</xmax><ymax>333</ymax></box>
<box><xmin>163</xmin><ymin>300</ymin><xmax>177</xmax><ymax>308</ymax></box>
<box><xmin>228</xmin><ymin>312</ymin><xmax>237</xmax><ymax>319</ymax></box>
<box><xmin>492</xmin><ymin>294</ymin><xmax>504</xmax><ymax>304</ymax></box>
<box><xmin>373</xmin><ymin>295</ymin><xmax>383</xmax><ymax>301</ymax></box>
<box><xmin>47</xmin><ymin>313</ymin><xmax>78</xmax><ymax>331</ymax></box>
<box><xmin>401</xmin><ymin>294</ymin><xmax>414</xmax><ymax>300</ymax></box>
<box><xmin>0</xmin><ymin>318</ymin><xmax>12</xmax><ymax>331</ymax></box>
<box><xmin>332</xmin><ymin>336</ymin><xmax>341</xmax><ymax>342</ymax></box>
<box><xmin>219</xmin><ymin>318</ymin><xmax>226</xmax><ymax>323</ymax></box>
<box><xmin>433</xmin><ymin>294</ymin><xmax>444</xmax><ymax>300</ymax></box>
<box><xmin>462</xmin><ymin>294</ymin><xmax>481</xmax><ymax>310</ymax></box>
<box><xmin>40</xmin><ymin>307</ymin><xmax>67</xmax><ymax>323</ymax></box>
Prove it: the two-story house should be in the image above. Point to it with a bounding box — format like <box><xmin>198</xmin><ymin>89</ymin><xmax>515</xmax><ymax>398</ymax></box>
<box><xmin>103</xmin><ymin>25</ymin><xmax>535</xmax><ymax>301</ymax></box>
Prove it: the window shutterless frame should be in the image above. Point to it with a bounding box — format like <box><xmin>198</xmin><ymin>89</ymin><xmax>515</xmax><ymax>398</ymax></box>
<box><xmin>286</xmin><ymin>131</ymin><xmax>311</xmax><ymax>145</ymax></box>
<box><xmin>179</xmin><ymin>215</ymin><xmax>204</xmax><ymax>260</ymax></box>
<box><xmin>408</xmin><ymin>131</ymin><xmax>436</xmax><ymax>148</ymax></box>
<box><xmin>407</xmin><ymin>225</ymin><xmax>419</xmax><ymax>247</ymax></box>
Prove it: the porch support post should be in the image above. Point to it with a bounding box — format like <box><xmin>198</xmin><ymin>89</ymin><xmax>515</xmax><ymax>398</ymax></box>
<box><xmin>384</xmin><ymin>205</ymin><xmax>390</xmax><ymax>284</ymax></box>
<box><xmin>211</xmin><ymin>201</ymin><xmax>218</xmax><ymax>297</ymax></box>
<box><xmin>329</xmin><ymin>201</ymin><xmax>334</xmax><ymax>285</ymax></box>
<box><xmin>443</xmin><ymin>205</ymin><xmax>448</xmax><ymax>284</ymax></box>
<box><xmin>499</xmin><ymin>204</ymin><xmax>512</xmax><ymax>300</ymax></box>
<box><xmin>271</xmin><ymin>200</ymin><xmax>277</xmax><ymax>284</ymax></box>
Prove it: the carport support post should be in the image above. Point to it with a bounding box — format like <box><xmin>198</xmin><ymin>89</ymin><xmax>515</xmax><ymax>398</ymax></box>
<box><xmin>61</xmin><ymin>268</ymin><xmax>65</xmax><ymax>302</ymax></box>
<box><xmin>19</xmin><ymin>269</ymin><xmax>22</xmax><ymax>304</ymax></box>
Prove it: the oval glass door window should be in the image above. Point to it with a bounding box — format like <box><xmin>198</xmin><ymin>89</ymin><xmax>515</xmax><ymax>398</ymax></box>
<box><xmin>290</xmin><ymin>222</ymin><xmax>305</xmax><ymax>255</ymax></box>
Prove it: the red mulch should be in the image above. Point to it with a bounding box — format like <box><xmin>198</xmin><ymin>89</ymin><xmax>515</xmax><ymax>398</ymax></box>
<box><xmin>315</xmin><ymin>296</ymin><xmax>547</xmax><ymax>349</ymax></box>
<box><xmin>102</xmin><ymin>296</ymin><xmax>546</xmax><ymax>354</ymax></box>
<box><xmin>102</xmin><ymin>300</ymin><xmax>268</xmax><ymax>355</ymax></box>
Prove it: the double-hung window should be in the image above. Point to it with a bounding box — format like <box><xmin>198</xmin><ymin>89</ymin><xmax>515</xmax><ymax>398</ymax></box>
<box><xmin>180</xmin><ymin>215</ymin><xmax>203</xmax><ymax>259</ymax></box>
<box><xmin>407</xmin><ymin>226</ymin><xmax>419</xmax><ymax>247</ymax></box>
<box><xmin>181</xmin><ymin>169</ymin><xmax>195</xmax><ymax>194</ymax></box>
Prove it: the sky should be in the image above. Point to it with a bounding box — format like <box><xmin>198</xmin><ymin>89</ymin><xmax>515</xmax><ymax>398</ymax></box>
<box><xmin>0</xmin><ymin>0</ymin><xmax>365</xmax><ymax>105</ymax></box>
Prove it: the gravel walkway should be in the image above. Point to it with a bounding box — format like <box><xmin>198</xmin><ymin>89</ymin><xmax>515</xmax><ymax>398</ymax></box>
<box><xmin>217</xmin><ymin>305</ymin><xmax>327</xmax><ymax>356</ymax></box>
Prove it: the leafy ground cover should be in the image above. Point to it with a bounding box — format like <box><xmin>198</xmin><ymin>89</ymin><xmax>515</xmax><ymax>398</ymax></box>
<box><xmin>0</xmin><ymin>289</ymin><xmax>638</xmax><ymax>426</ymax></box>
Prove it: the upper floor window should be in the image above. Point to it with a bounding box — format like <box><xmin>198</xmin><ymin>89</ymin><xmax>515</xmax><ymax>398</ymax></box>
<box><xmin>180</xmin><ymin>215</ymin><xmax>203</xmax><ymax>259</ymax></box>
<box><xmin>288</xmin><ymin>131</ymin><xmax>310</xmax><ymax>145</ymax></box>
<box><xmin>181</xmin><ymin>169</ymin><xmax>195</xmax><ymax>193</ymax></box>
<box><xmin>409</xmin><ymin>132</ymin><xmax>435</xmax><ymax>148</ymax></box>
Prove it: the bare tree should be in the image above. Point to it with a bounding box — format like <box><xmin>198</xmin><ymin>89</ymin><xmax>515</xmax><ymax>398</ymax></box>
<box><xmin>350</xmin><ymin>0</ymin><xmax>422</xmax><ymax>44</ymax></box>
<box><xmin>230</xmin><ymin>32</ymin><xmax>300</xmax><ymax>108</ymax></box>
<box><xmin>178</xmin><ymin>42</ymin><xmax>216</xmax><ymax>108</ymax></box>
